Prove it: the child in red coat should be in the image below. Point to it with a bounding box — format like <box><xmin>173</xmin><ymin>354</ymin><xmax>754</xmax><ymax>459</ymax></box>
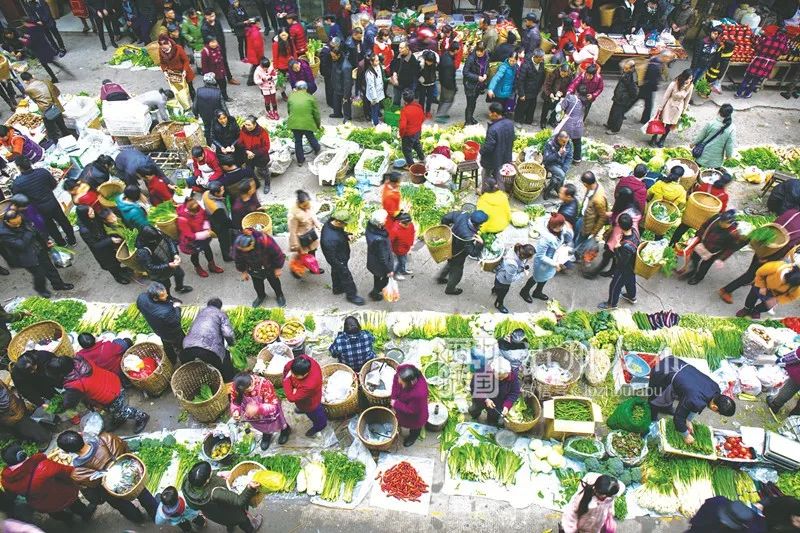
<box><xmin>144</xmin><ymin>172</ymin><xmax>174</xmax><ymax>206</ymax></box>
<box><xmin>388</xmin><ymin>212</ymin><xmax>415</xmax><ymax>279</ymax></box>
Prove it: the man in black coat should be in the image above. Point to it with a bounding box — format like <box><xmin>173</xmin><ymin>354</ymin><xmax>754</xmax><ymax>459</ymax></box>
<box><xmin>78</xmin><ymin>155</ymin><xmax>114</xmax><ymax>189</ymax></box>
<box><xmin>26</xmin><ymin>0</ymin><xmax>65</xmax><ymax>55</ymax></box>
<box><xmin>136</xmin><ymin>282</ymin><xmax>184</xmax><ymax>364</ymax></box>
<box><xmin>0</xmin><ymin>209</ymin><xmax>73</xmax><ymax>297</ymax></box>
<box><xmin>201</xmin><ymin>8</ymin><xmax>234</xmax><ymax>83</ymax></box>
<box><xmin>364</xmin><ymin>211</ymin><xmax>394</xmax><ymax>302</ymax></box>
<box><xmin>389</xmin><ymin>42</ymin><xmax>420</xmax><ymax>106</ymax></box>
<box><xmin>193</xmin><ymin>73</ymin><xmax>227</xmax><ymax>144</ymax></box>
<box><xmin>480</xmin><ymin>102</ymin><xmax>515</xmax><ymax>183</ymax></box>
<box><xmin>329</xmin><ymin>48</ymin><xmax>353</xmax><ymax>121</ymax></box>
<box><xmin>638</xmin><ymin>49</ymin><xmax>674</xmax><ymax>124</ymax></box>
<box><xmin>319</xmin><ymin>37</ymin><xmax>341</xmax><ymax>110</ymax></box>
<box><xmin>437</xmin><ymin>210</ymin><xmax>487</xmax><ymax>295</ymax></box>
<box><xmin>11</xmin><ymin>156</ymin><xmax>75</xmax><ymax>247</ymax></box>
<box><xmin>605</xmin><ymin>59</ymin><xmax>639</xmax><ymax>134</ymax></box>
<box><xmin>520</xmin><ymin>14</ymin><xmax>541</xmax><ymax>56</ymax></box>
<box><xmin>320</xmin><ymin>211</ymin><xmax>364</xmax><ymax>305</ymax></box>
<box><xmin>135</xmin><ymin>225</ymin><xmax>192</xmax><ymax>298</ymax></box>
<box><xmin>435</xmin><ymin>43</ymin><xmax>458</xmax><ymax>121</ymax></box>
<box><xmin>514</xmin><ymin>49</ymin><xmax>545</xmax><ymax>126</ymax></box>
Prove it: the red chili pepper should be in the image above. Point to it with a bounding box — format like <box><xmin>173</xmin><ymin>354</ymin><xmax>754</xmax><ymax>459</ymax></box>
<box><xmin>378</xmin><ymin>461</ymin><xmax>429</xmax><ymax>502</ymax></box>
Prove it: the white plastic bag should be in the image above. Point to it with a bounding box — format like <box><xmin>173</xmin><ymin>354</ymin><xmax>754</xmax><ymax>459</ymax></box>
<box><xmin>382</xmin><ymin>278</ymin><xmax>400</xmax><ymax>303</ymax></box>
<box><xmin>738</xmin><ymin>365</ymin><xmax>762</xmax><ymax>396</ymax></box>
<box><xmin>757</xmin><ymin>365</ymin><xmax>788</xmax><ymax>394</ymax></box>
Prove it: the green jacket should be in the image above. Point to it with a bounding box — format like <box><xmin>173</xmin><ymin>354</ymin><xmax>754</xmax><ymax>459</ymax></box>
<box><xmin>694</xmin><ymin>119</ymin><xmax>735</xmax><ymax>169</ymax></box>
<box><xmin>0</xmin><ymin>306</ymin><xmax>23</xmax><ymax>357</ymax></box>
<box><xmin>181</xmin><ymin>17</ymin><xmax>204</xmax><ymax>52</ymax></box>
<box><xmin>285</xmin><ymin>90</ymin><xmax>321</xmax><ymax>132</ymax></box>
<box><xmin>182</xmin><ymin>475</ymin><xmax>256</xmax><ymax>527</ymax></box>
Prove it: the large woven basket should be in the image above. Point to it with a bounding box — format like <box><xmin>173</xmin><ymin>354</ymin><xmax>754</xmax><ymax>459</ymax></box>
<box><xmin>116</xmin><ymin>243</ymin><xmax>146</xmax><ymax>276</ymax></box>
<box><xmin>0</xmin><ymin>382</ymin><xmax>26</xmax><ymax>425</ymax></box>
<box><xmin>303</xmin><ymin>53</ymin><xmax>320</xmax><ymax>77</ymax></box>
<box><xmin>540</xmin><ymin>38</ymin><xmax>555</xmax><ymax>54</ymax></box>
<box><xmin>122</xmin><ymin>342</ymin><xmax>174</xmax><ymax>396</ymax></box>
<box><xmin>226</xmin><ymin>461</ymin><xmax>267</xmax><ymax>506</ymax></box>
<box><xmin>102</xmin><ymin>454</ymin><xmax>146</xmax><ymax>501</ymax></box>
<box><xmin>531</xmin><ymin>345</ymin><xmax>584</xmax><ymax>399</ymax></box>
<box><xmin>155</xmin><ymin>215</ymin><xmax>179</xmax><ymax>240</ymax></box>
<box><xmin>155</xmin><ymin>121</ymin><xmax>186</xmax><ymax>151</ymax></box>
<box><xmin>512</xmin><ymin>181</ymin><xmax>543</xmax><ymax>204</ymax></box>
<box><xmin>673</xmin><ymin>158</ymin><xmax>700</xmax><ymax>191</ymax></box>
<box><xmin>423</xmin><ymin>225</ymin><xmax>453</xmax><ymax>264</ymax></box>
<box><xmin>128</xmin><ymin>130</ymin><xmax>165</xmax><ymax>152</ymax></box>
<box><xmin>503</xmin><ymin>393</ymin><xmax>541</xmax><ymax>434</ymax></box>
<box><xmin>171</xmin><ymin>361</ymin><xmax>230</xmax><ymax>423</ymax></box>
<box><xmin>634</xmin><ymin>241</ymin><xmax>661</xmax><ymax>279</ymax></box>
<box><xmin>480</xmin><ymin>253</ymin><xmax>503</xmax><ymax>273</ymax></box>
<box><xmin>255</xmin><ymin>341</ymin><xmax>292</xmax><ymax>387</ymax></box>
<box><xmin>682</xmin><ymin>192</ymin><xmax>722</xmax><ymax>230</ymax></box>
<box><xmin>514</xmin><ymin>162</ymin><xmax>546</xmax><ymax>191</ymax></box>
<box><xmin>356</xmin><ymin>406</ymin><xmax>398</xmax><ymax>452</ymax></box>
<box><xmin>750</xmin><ymin>223</ymin><xmax>790</xmax><ymax>259</ymax></box>
<box><xmin>97</xmin><ymin>179</ymin><xmax>125</xmax><ymax>208</ymax></box>
<box><xmin>358</xmin><ymin>357</ymin><xmax>399</xmax><ymax>406</ymax></box>
<box><xmin>321</xmin><ymin>363</ymin><xmax>359</xmax><ymax>419</ymax></box>
<box><xmin>8</xmin><ymin>321</ymin><xmax>73</xmax><ymax>362</ymax></box>
<box><xmin>241</xmin><ymin>212</ymin><xmax>273</xmax><ymax>235</ymax></box>
<box><xmin>644</xmin><ymin>200</ymin><xmax>680</xmax><ymax>235</ymax></box>
<box><xmin>597</xmin><ymin>36</ymin><xmax>617</xmax><ymax>65</ymax></box>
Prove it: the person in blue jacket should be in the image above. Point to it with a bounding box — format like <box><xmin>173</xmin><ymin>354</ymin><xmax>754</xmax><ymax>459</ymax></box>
<box><xmin>648</xmin><ymin>355</ymin><xmax>736</xmax><ymax>445</ymax></box>
<box><xmin>115</xmin><ymin>147</ymin><xmax>163</xmax><ymax>186</ymax></box>
<box><xmin>437</xmin><ymin>210</ymin><xmax>487</xmax><ymax>296</ymax></box>
<box><xmin>541</xmin><ymin>131</ymin><xmax>574</xmax><ymax>200</ymax></box>
<box><xmin>487</xmin><ymin>53</ymin><xmax>517</xmax><ymax>114</ymax></box>
<box><xmin>116</xmin><ymin>184</ymin><xmax>149</xmax><ymax>229</ymax></box>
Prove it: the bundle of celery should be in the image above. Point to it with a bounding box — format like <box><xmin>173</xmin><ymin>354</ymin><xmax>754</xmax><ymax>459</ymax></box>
<box><xmin>447</xmin><ymin>441</ymin><xmax>523</xmax><ymax>486</ymax></box>
<box><xmin>320</xmin><ymin>451</ymin><xmax>366</xmax><ymax>503</ymax></box>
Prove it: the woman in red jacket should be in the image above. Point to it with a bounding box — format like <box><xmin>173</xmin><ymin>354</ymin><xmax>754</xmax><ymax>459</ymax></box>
<box><xmin>239</xmin><ymin>116</ymin><xmax>272</xmax><ymax>193</ymax></box>
<box><xmin>272</xmin><ymin>29</ymin><xmax>295</xmax><ymax>99</ymax></box>
<box><xmin>282</xmin><ymin>354</ymin><xmax>327</xmax><ymax>437</ymax></box>
<box><xmin>244</xmin><ymin>20</ymin><xmax>265</xmax><ymax>86</ymax></box>
<box><xmin>388</xmin><ymin>212</ymin><xmax>415</xmax><ymax>279</ymax></box>
<box><xmin>1</xmin><ymin>445</ymin><xmax>91</xmax><ymax>521</ymax></box>
<box><xmin>159</xmin><ymin>35</ymin><xmax>196</xmax><ymax>102</ymax></box>
<box><xmin>177</xmin><ymin>197</ymin><xmax>224</xmax><ymax>278</ymax></box>
<box><xmin>669</xmin><ymin>172</ymin><xmax>733</xmax><ymax>247</ymax></box>
<box><xmin>142</xmin><ymin>168</ymin><xmax>174</xmax><ymax>206</ymax></box>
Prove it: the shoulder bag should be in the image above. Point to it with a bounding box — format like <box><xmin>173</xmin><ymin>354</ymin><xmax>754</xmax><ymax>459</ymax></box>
<box><xmin>691</xmin><ymin>124</ymin><xmax>728</xmax><ymax>159</ymax></box>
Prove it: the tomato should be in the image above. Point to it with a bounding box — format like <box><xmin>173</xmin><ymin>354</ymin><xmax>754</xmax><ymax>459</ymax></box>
<box><xmin>724</xmin><ymin>442</ymin><xmax>733</xmax><ymax>450</ymax></box>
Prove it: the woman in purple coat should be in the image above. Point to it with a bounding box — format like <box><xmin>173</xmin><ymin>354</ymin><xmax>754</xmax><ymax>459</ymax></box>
<box><xmin>391</xmin><ymin>365</ymin><xmax>429</xmax><ymax>447</ymax></box>
<box><xmin>287</xmin><ymin>58</ymin><xmax>317</xmax><ymax>94</ymax></box>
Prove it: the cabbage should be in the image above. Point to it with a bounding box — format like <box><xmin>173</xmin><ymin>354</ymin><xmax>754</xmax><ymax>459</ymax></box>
<box><xmin>535</xmin><ymin>446</ymin><xmax>550</xmax><ymax>459</ymax></box>
<box><xmin>529</xmin><ymin>438</ymin><xmax>543</xmax><ymax>451</ymax></box>
<box><xmin>452</xmin><ymin>151</ymin><xmax>465</xmax><ymax>164</ymax></box>
<box><xmin>511</xmin><ymin>211</ymin><xmax>530</xmax><ymax>228</ymax></box>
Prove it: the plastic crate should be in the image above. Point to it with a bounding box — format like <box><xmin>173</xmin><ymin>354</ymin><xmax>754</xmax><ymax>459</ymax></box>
<box><xmin>354</xmin><ymin>149</ymin><xmax>390</xmax><ymax>186</ymax></box>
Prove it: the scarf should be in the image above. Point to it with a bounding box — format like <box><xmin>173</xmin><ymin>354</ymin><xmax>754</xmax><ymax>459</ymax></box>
<box><xmin>162</xmin><ymin>496</ymin><xmax>186</xmax><ymax>517</ymax></box>
<box><xmin>159</xmin><ymin>36</ymin><xmax>178</xmax><ymax>63</ymax></box>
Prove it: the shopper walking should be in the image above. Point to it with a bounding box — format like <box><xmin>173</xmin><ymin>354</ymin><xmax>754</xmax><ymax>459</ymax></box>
<box><xmin>283</xmin><ymin>354</ymin><xmax>328</xmax><ymax>437</ymax></box>
<box><xmin>598</xmin><ymin>213</ymin><xmax>639</xmax><ymax>309</ymax></box>
<box><xmin>693</xmin><ymin>104</ymin><xmax>735</xmax><ymax>169</ymax></box>
<box><xmin>26</xmin><ymin>0</ymin><xmax>65</xmax><ymax>56</ymax></box>
<box><xmin>671</xmin><ymin>173</ymin><xmax>732</xmax><ymax>247</ymax></box>
<box><xmin>587</xmin><ymin>186</ymin><xmax>641</xmax><ymax>279</ymax></box>
<box><xmin>239</xmin><ymin>116</ymin><xmax>271</xmax><ymax>193</ymax></box>
<box><xmin>286</xmin><ymin>81</ymin><xmax>321</xmax><ymax>167</ymax></box>
<box><xmin>328</xmin><ymin>46</ymin><xmax>352</xmax><ymax>120</ymax></box>
<box><xmin>558</xmin><ymin>92</ymin><xmax>585</xmax><ymax>163</ymax></box>
<box><xmin>690</xmin><ymin>24</ymin><xmax>721</xmax><ymax>83</ymax></box>
<box><xmin>650</xmin><ymin>69</ymin><xmax>693</xmax><ymax>148</ymax></box>
<box><xmin>681</xmin><ymin>210</ymin><xmax>745</xmax><ymax>285</ymax></box>
<box><xmin>387</xmin><ymin>212</ymin><xmax>415</xmax><ymax>279</ymax></box>
<box><xmin>11</xmin><ymin>156</ymin><xmax>75</xmax><ymax>246</ymax></box>
<box><xmin>462</xmin><ymin>43</ymin><xmax>489</xmax><ymax>125</ymax></box>
<box><xmin>540</xmin><ymin>64</ymin><xmax>573</xmax><ymax>129</ymax></box>
<box><xmin>233</xmin><ymin>230</ymin><xmax>286</xmax><ymax>307</ymax></box>
<box><xmin>20</xmin><ymin>72</ymin><xmax>66</xmax><ymax>140</ymax></box>
<box><xmin>437</xmin><ymin>210</ymin><xmax>488</xmax><ymax>295</ymax></box>
<box><xmin>487</xmin><ymin>53</ymin><xmax>517</xmax><ymax>115</ymax></box>
<box><xmin>567</xmin><ymin>64</ymin><xmax>603</xmax><ymax>119</ymax></box>
<box><xmin>737</xmin><ymin>261</ymin><xmax>800</xmax><ymax>319</ymax></box>
<box><xmin>399</xmin><ymin>90</ymin><xmax>425</xmax><ymax>167</ymax></box>
<box><xmin>514</xmin><ymin>49</ymin><xmax>545</xmax><ymax>125</ymax></box>
<box><xmin>605</xmin><ymin>59</ymin><xmax>638</xmax><ymax>134</ymax></box>
<box><xmin>493</xmin><ymin>243</ymin><xmax>535</xmax><ymax>313</ymax></box>
<box><xmin>435</xmin><ymin>42</ymin><xmax>458</xmax><ymax>121</ymax></box>
<box><xmin>202</xmin><ymin>181</ymin><xmax>233</xmax><ymax>261</ymax></box>
<box><xmin>288</xmin><ymin>189</ymin><xmax>322</xmax><ymax>267</ymax></box>
<box><xmin>320</xmin><ymin>211</ymin><xmax>364</xmax><ymax>305</ymax></box>
<box><xmin>137</xmin><ymin>282</ymin><xmax>184</xmax><ymax>364</ymax></box>
<box><xmin>75</xmin><ymin>206</ymin><xmax>130</xmax><ymax>285</ymax></box>
<box><xmin>365</xmin><ymin>210</ymin><xmax>394</xmax><ymax>301</ymax></box>
<box><xmin>177</xmin><ymin>197</ymin><xmax>224</xmax><ymax>279</ymax></box>
<box><xmin>480</xmin><ymin>102</ymin><xmax>515</xmax><ymax>182</ymax></box>
<box><xmin>736</xmin><ymin>28</ymin><xmax>790</xmax><ymax>98</ymax></box>
<box><xmin>244</xmin><ymin>20</ymin><xmax>265</xmax><ymax>85</ymax></box>
<box><xmin>638</xmin><ymin>49</ymin><xmax>675</xmax><ymax>124</ymax></box>
<box><xmin>193</xmin><ymin>74</ymin><xmax>227</xmax><ymax>144</ymax></box>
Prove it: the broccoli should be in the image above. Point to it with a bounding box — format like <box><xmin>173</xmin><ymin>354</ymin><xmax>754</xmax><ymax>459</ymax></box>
<box><xmin>606</xmin><ymin>458</ymin><xmax>625</xmax><ymax>477</ymax></box>
<box><xmin>584</xmin><ymin>457</ymin><xmax>601</xmax><ymax>473</ymax></box>
<box><xmin>618</xmin><ymin>471</ymin><xmax>632</xmax><ymax>486</ymax></box>
<box><xmin>629</xmin><ymin>467</ymin><xmax>642</xmax><ymax>484</ymax></box>
<box><xmin>128</xmin><ymin>439</ymin><xmax>141</xmax><ymax>452</ymax></box>
<box><xmin>162</xmin><ymin>435</ymin><xmax>177</xmax><ymax>446</ymax></box>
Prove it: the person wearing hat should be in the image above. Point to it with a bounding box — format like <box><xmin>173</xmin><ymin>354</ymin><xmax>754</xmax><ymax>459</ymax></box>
<box><xmin>193</xmin><ymin>73</ymin><xmax>227</xmax><ymax>144</ymax></box>
<box><xmin>468</xmin><ymin>357</ymin><xmax>520</xmax><ymax>426</ymax></box>
<box><xmin>1</xmin><ymin>444</ymin><xmax>94</xmax><ymax>523</ymax></box>
<box><xmin>365</xmin><ymin>209</ymin><xmax>394</xmax><ymax>301</ymax></box>
<box><xmin>233</xmin><ymin>229</ymin><xmax>286</xmax><ymax>307</ymax></box>
<box><xmin>687</xmin><ymin>496</ymin><xmax>756</xmax><ymax>532</ymax></box>
<box><xmin>387</xmin><ymin>212</ymin><xmax>415</xmax><ymax>280</ymax></box>
<box><xmin>691</xmin><ymin>24</ymin><xmax>721</xmax><ymax>84</ymax></box>
<box><xmin>286</xmin><ymin>79</ymin><xmax>321</xmax><ymax>167</ymax></box>
<box><xmin>0</xmin><ymin>209</ymin><xmax>73</xmax><ymax>298</ymax></box>
<box><xmin>437</xmin><ymin>209</ymin><xmax>488</xmax><ymax>295</ymax></box>
<box><xmin>514</xmin><ymin>48</ymin><xmax>545</xmax><ymax>126</ymax></box>
<box><xmin>285</xmin><ymin>12</ymin><xmax>306</xmax><ymax>56</ymax></box>
<box><xmin>521</xmin><ymin>14</ymin><xmax>541</xmax><ymax>56</ymax></box>
<box><xmin>320</xmin><ymin>210</ymin><xmax>365</xmax><ymax>305</ymax></box>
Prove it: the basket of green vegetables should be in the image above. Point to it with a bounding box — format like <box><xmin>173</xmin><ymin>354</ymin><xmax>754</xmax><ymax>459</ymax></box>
<box><xmin>749</xmin><ymin>223</ymin><xmax>789</xmax><ymax>259</ymax></box>
<box><xmin>424</xmin><ymin>225</ymin><xmax>453</xmax><ymax>263</ymax></box>
<box><xmin>644</xmin><ymin>200</ymin><xmax>680</xmax><ymax>235</ymax></box>
<box><xmin>504</xmin><ymin>394</ymin><xmax>541</xmax><ymax>433</ymax></box>
<box><xmin>564</xmin><ymin>436</ymin><xmax>606</xmax><ymax>460</ymax></box>
<box><xmin>147</xmin><ymin>201</ymin><xmax>178</xmax><ymax>240</ymax></box>
<box><xmin>606</xmin><ymin>430</ymin><xmax>648</xmax><ymax>466</ymax></box>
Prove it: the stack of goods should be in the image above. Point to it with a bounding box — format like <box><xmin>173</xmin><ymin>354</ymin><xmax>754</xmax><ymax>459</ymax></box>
<box><xmin>781</xmin><ymin>33</ymin><xmax>800</xmax><ymax>63</ymax></box>
<box><xmin>720</xmin><ymin>24</ymin><xmax>755</xmax><ymax>63</ymax></box>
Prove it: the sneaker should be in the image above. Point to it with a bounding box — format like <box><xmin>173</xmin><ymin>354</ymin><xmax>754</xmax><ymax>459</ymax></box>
<box><xmin>622</xmin><ymin>294</ymin><xmax>637</xmax><ymax>305</ymax></box>
<box><xmin>176</xmin><ymin>285</ymin><xmax>193</xmax><ymax>294</ymax></box>
<box><xmin>133</xmin><ymin>413</ymin><xmax>150</xmax><ymax>434</ymax></box>
<box><xmin>597</xmin><ymin>302</ymin><xmax>616</xmax><ymax>310</ymax></box>
<box><xmin>718</xmin><ymin>288</ymin><xmax>733</xmax><ymax>304</ymax></box>
<box><xmin>403</xmin><ymin>269</ymin><xmax>414</xmax><ymax>275</ymax></box>
<box><xmin>394</xmin><ymin>274</ymin><xmax>406</xmax><ymax>281</ymax></box>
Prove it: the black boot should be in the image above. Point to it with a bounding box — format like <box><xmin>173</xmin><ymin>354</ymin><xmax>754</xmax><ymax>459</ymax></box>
<box><xmin>278</xmin><ymin>425</ymin><xmax>291</xmax><ymax>445</ymax></box>
<box><xmin>260</xmin><ymin>433</ymin><xmax>272</xmax><ymax>450</ymax></box>
<box><xmin>494</xmin><ymin>300</ymin><xmax>509</xmax><ymax>314</ymax></box>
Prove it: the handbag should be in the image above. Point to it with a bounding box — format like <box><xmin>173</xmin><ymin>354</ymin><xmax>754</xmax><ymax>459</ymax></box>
<box><xmin>43</xmin><ymin>104</ymin><xmax>62</xmax><ymax>121</ymax></box>
<box><xmin>298</xmin><ymin>228</ymin><xmax>318</xmax><ymax>249</ymax></box>
<box><xmin>645</xmin><ymin>112</ymin><xmax>666</xmax><ymax>135</ymax></box>
<box><xmin>552</xmin><ymin>98</ymin><xmax>578</xmax><ymax>136</ymax></box>
<box><xmin>692</xmin><ymin>123</ymin><xmax>728</xmax><ymax>159</ymax></box>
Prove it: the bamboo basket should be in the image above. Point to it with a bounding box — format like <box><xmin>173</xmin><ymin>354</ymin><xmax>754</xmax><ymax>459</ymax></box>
<box><xmin>0</xmin><ymin>382</ymin><xmax>26</xmax><ymax>425</ymax></box>
<box><xmin>503</xmin><ymin>393</ymin><xmax>541</xmax><ymax>433</ymax></box>
<box><xmin>321</xmin><ymin>363</ymin><xmax>359</xmax><ymax>419</ymax></box>
<box><xmin>512</xmin><ymin>181</ymin><xmax>543</xmax><ymax>203</ymax></box>
<box><xmin>596</xmin><ymin>36</ymin><xmax>618</xmax><ymax>65</ymax></box>
<box><xmin>682</xmin><ymin>192</ymin><xmax>722</xmax><ymax>230</ymax></box>
<box><xmin>358</xmin><ymin>357</ymin><xmax>399</xmax><ymax>406</ymax></box>
<box><xmin>540</xmin><ymin>38</ymin><xmax>555</xmax><ymax>54</ymax></box>
<box><xmin>514</xmin><ymin>162</ymin><xmax>546</xmax><ymax>191</ymax></box>
<box><xmin>102</xmin><ymin>454</ymin><xmax>147</xmax><ymax>500</ymax></box>
<box><xmin>423</xmin><ymin>225</ymin><xmax>453</xmax><ymax>263</ymax></box>
<box><xmin>97</xmin><ymin>179</ymin><xmax>125</xmax><ymax>208</ymax></box>
<box><xmin>8</xmin><ymin>321</ymin><xmax>73</xmax><ymax>362</ymax></box>
<box><xmin>480</xmin><ymin>254</ymin><xmax>503</xmax><ymax>273</ymax></box>
<box><xmin>226</xmin><ymin>461</ymin><xmax>267</xmax><ymax>506</ymax></box>
<box><xmin>531</xmin><ymin>345</ymin><xmax>584</xmax><ymax>399</ymax></box>
<box><xmin>241</xmin><ymin>212</ymin><xmax>273</xmax><ymax>235</ymax></box>
<box><xmin>644</xmin><ymin>200</ymin><xmax>680</xmax><ymax>235</ymax></box>
<box><xmin>303</xmin><ymin>53</ymin><xmax>320</xmax><ymax>77</ymax></box>
<box><xmin>128</xmin><ymin>130</ymin><xmax>165</xmax><ymax>152</ymax></box>
<box><xmin>145</xmin><ymin>42</ymin><xmax>161</xmax><ymax>65</ymax></box>
<box><xmin>155</xmin><ymin>215</ymin><xmax>179</xmax><ymax>240</ymax></box>
<box><xmin>750</xmin><ymin>223</ymin><xmax>790</xmax><ymax>259</ymax></box>
<box><xmin>356</xmin><ymin>406</ymin><xmax>398</xmax><ymax>452</ymax></box>
<box><xmin>171</xmin><ymin>361</ymin><xmax>230</xmax><ymax>423</ymax></box>
<box><xmin>673</xmin><ymin>158</ymin><xmax>700</xmax><ymax>190</ymax></box>
<box><xmin>122</xmin><ymin>342</ymin><xmax>174</xmax><ymax>396</ymax></box>
<box><xmin>255</xmin><ymin>341</ymin><xmax>292</xmax><ymax>387</ymax></box>
<box><xmin>155</xmin><ymin>121</ymin><xmax>186</xmax><ymax>152</ymax></box>
<box><xmin>116</xmin><ymin>243</ymin><xmax>146</xmax><ymax>276</ymax></box>
<box><xmin>634</xmin><ymin>241</ymin><xmax>661</xmax><ymax>279</ymax></box>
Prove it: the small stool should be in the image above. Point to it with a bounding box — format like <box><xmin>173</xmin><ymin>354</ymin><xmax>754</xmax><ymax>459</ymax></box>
<box><xmin>454</xmin><ymin>160</ymin><xmax>480</xmax><ymax>191</ymax></box>
<box><xmin>760</xmin><ymin>171</ymin><xmax>792</xmax><ymax>198</ymax></box>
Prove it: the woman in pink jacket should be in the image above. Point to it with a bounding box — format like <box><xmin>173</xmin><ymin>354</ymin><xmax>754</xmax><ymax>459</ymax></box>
<box><xmin>390</xmin><ymin>365</ymin><xmax>429</xmax><ymax>447</ymax></box>
<box><xmin>231</xmin><ymin>372</ymin><xmax>290</xmax><ymax>450</ymax></box>
<box><xmin>561</xmin><ymin>474</ymin><xmax>624</xmax><ymax>533</ymax></box>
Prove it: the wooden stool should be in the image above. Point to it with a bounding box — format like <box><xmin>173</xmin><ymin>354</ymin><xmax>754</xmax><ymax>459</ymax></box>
<box><xmin>454</xmin><ymin>160</ymin><xmax>480</xmax><ymax>191</ymax></box>
<box><xmin>761</xmin><ymin>171</ymin><xmax>792</xmax><ymax>198</ymax></box>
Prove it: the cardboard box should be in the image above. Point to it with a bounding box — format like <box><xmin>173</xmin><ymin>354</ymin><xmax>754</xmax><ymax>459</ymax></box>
<box><xmin>419</xmin><ymin>2</ymin><xmax>438</xmax><ymax>13</ymax></box>
<box><xmin>542</xmin><ymin>396</ymin><xmax>602</xmax><ymax>439</ymax></box>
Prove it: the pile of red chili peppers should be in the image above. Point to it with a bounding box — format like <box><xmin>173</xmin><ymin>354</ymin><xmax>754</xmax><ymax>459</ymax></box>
<box><xmin>377</xmin><ymin>461</ymin><xmax>429</xmax><ymax>502</ymax></box>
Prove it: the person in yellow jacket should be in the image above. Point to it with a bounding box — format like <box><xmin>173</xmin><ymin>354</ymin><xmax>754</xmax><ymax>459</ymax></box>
<box><xmin>476</xmin><ymin>178</ymin><xmax>511</xmax><ymax>234</ymax></box>
<box><xmin>736</xmin><ymin>260</ymin><xmax>800</xmax><ymax>319</ymax></box>
<box><xmin>647</xmin><ymin>166</ymin><xmax>687</xmax><ymax>209</ymax></box>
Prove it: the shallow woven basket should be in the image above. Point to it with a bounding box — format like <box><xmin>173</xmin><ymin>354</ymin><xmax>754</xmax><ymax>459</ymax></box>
<box><xmin>358</xmin><ymin>357</ymin><xmax>399</xmax><ymax>406</ymax></box>
<box><xmin>102</xmin><ymin>454</ymin><xmax>146</xmax><ymax>501</ymax></box>
<box><xmin>171</xmin><ymin>361</ymin><xmax>230</xmax><ymax>423</ymax></box>
<box><xmin>504</xmin><ymin>393</ymin><xmax>541</xmax><ymax>434</ymax></box>
<box><xmin>128</xmin><ymin>130</ymin><xmax>165</xmax><ymax>152</ymax></box>
<box><xmin>226</xmin><ymin>461</ymin><xmax>267</xmax><ymax>506</ymax></box>
<box><xmin>480</xmin><ymin>254</ymin><xmax>503</xmax><ymax>273</ymax></box>
<box><xmin>255</xmin><ymin>341</ymin><xmax>292</xmax><ymax>387</ymax></box>
<box><xmin>241</xmin><ymin>212</ymin><xmax>273</xmax><ymax>235</ymax></box>
<box><xmin>116</xmin><ymin>243</ymin><xmax>146</xmax><ymax>276</ymax></box>
<box><xmin>531</xmin><ymin>345</ymin><xmax>584</xmax><ymax>399</ymax></box>
<box><xmin>122</xmin><ymin>342</ymin><xmax>174</xmax><ymax>397</ymax></box>
<box><xmin>512</xmin><ymin>181</ymin><xmax>543</xmax><ymax>204</ymax></box>
<box><xmin>644</xmin><ymin>200</ymin><xmax>680</xmax><ymax>235</ymax></box>
<box><xmin>682</xmin><ymin>192</ymin><xmax>722</xmax><ymax>230</ymax></box>
<box><xmin>424</xmin><ymin>225</ymin><xmax>453</xmax><ymax>264</ymax></box>
<box><xmin>155</xmin><ymin>121</ymin><xmax>185</xmax><ymax>151</ymax></box>
<box><xmin>540</xmin><ymin>38</ymin><xmax>555</xmax><ymax>54</ymax></box>
<box><xmin>97</xmin><ymin>179</ymin><xmax>125</xmax><ymax>208</ymax></box>
<box><xmin>321</xmin><ymin>363</ymin><xmax>359</xmax><ymax>419</ymax></box>
<box><xmin>634</xmin><ymin>241</ymin><xmax>661</xmax><ymax>280</ymax></box>
<box><xmin>8</xmin><ymin>321</ymin><xmax>73</xmax><ymax>362</ymax></box>
<box><xmin>514</xmin><ymin>162</ymin><xmax>546</xmax><ymax>191</ymax></box>
<box><xmin>357</xmin><ymin>406</ymin><xmax>398</xmax><ymax>452</ymax></box>
<box><xmin>155</xmin><ymin>216</ymin><xmax>179</xmax><ymax>240</ymax></box>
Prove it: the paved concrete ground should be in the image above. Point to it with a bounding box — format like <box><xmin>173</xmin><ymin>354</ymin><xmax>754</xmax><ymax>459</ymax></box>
<box><xmin>4</xmin><ymin>30</ymin><xmax>800</xmax><ymax>533</ymax></box>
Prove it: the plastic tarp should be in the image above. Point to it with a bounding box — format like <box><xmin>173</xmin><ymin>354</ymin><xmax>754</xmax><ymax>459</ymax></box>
<box><xmin>369</xmin><ymin>453</ymin><xmax>434</xmax><ymax>515</ymax></box>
